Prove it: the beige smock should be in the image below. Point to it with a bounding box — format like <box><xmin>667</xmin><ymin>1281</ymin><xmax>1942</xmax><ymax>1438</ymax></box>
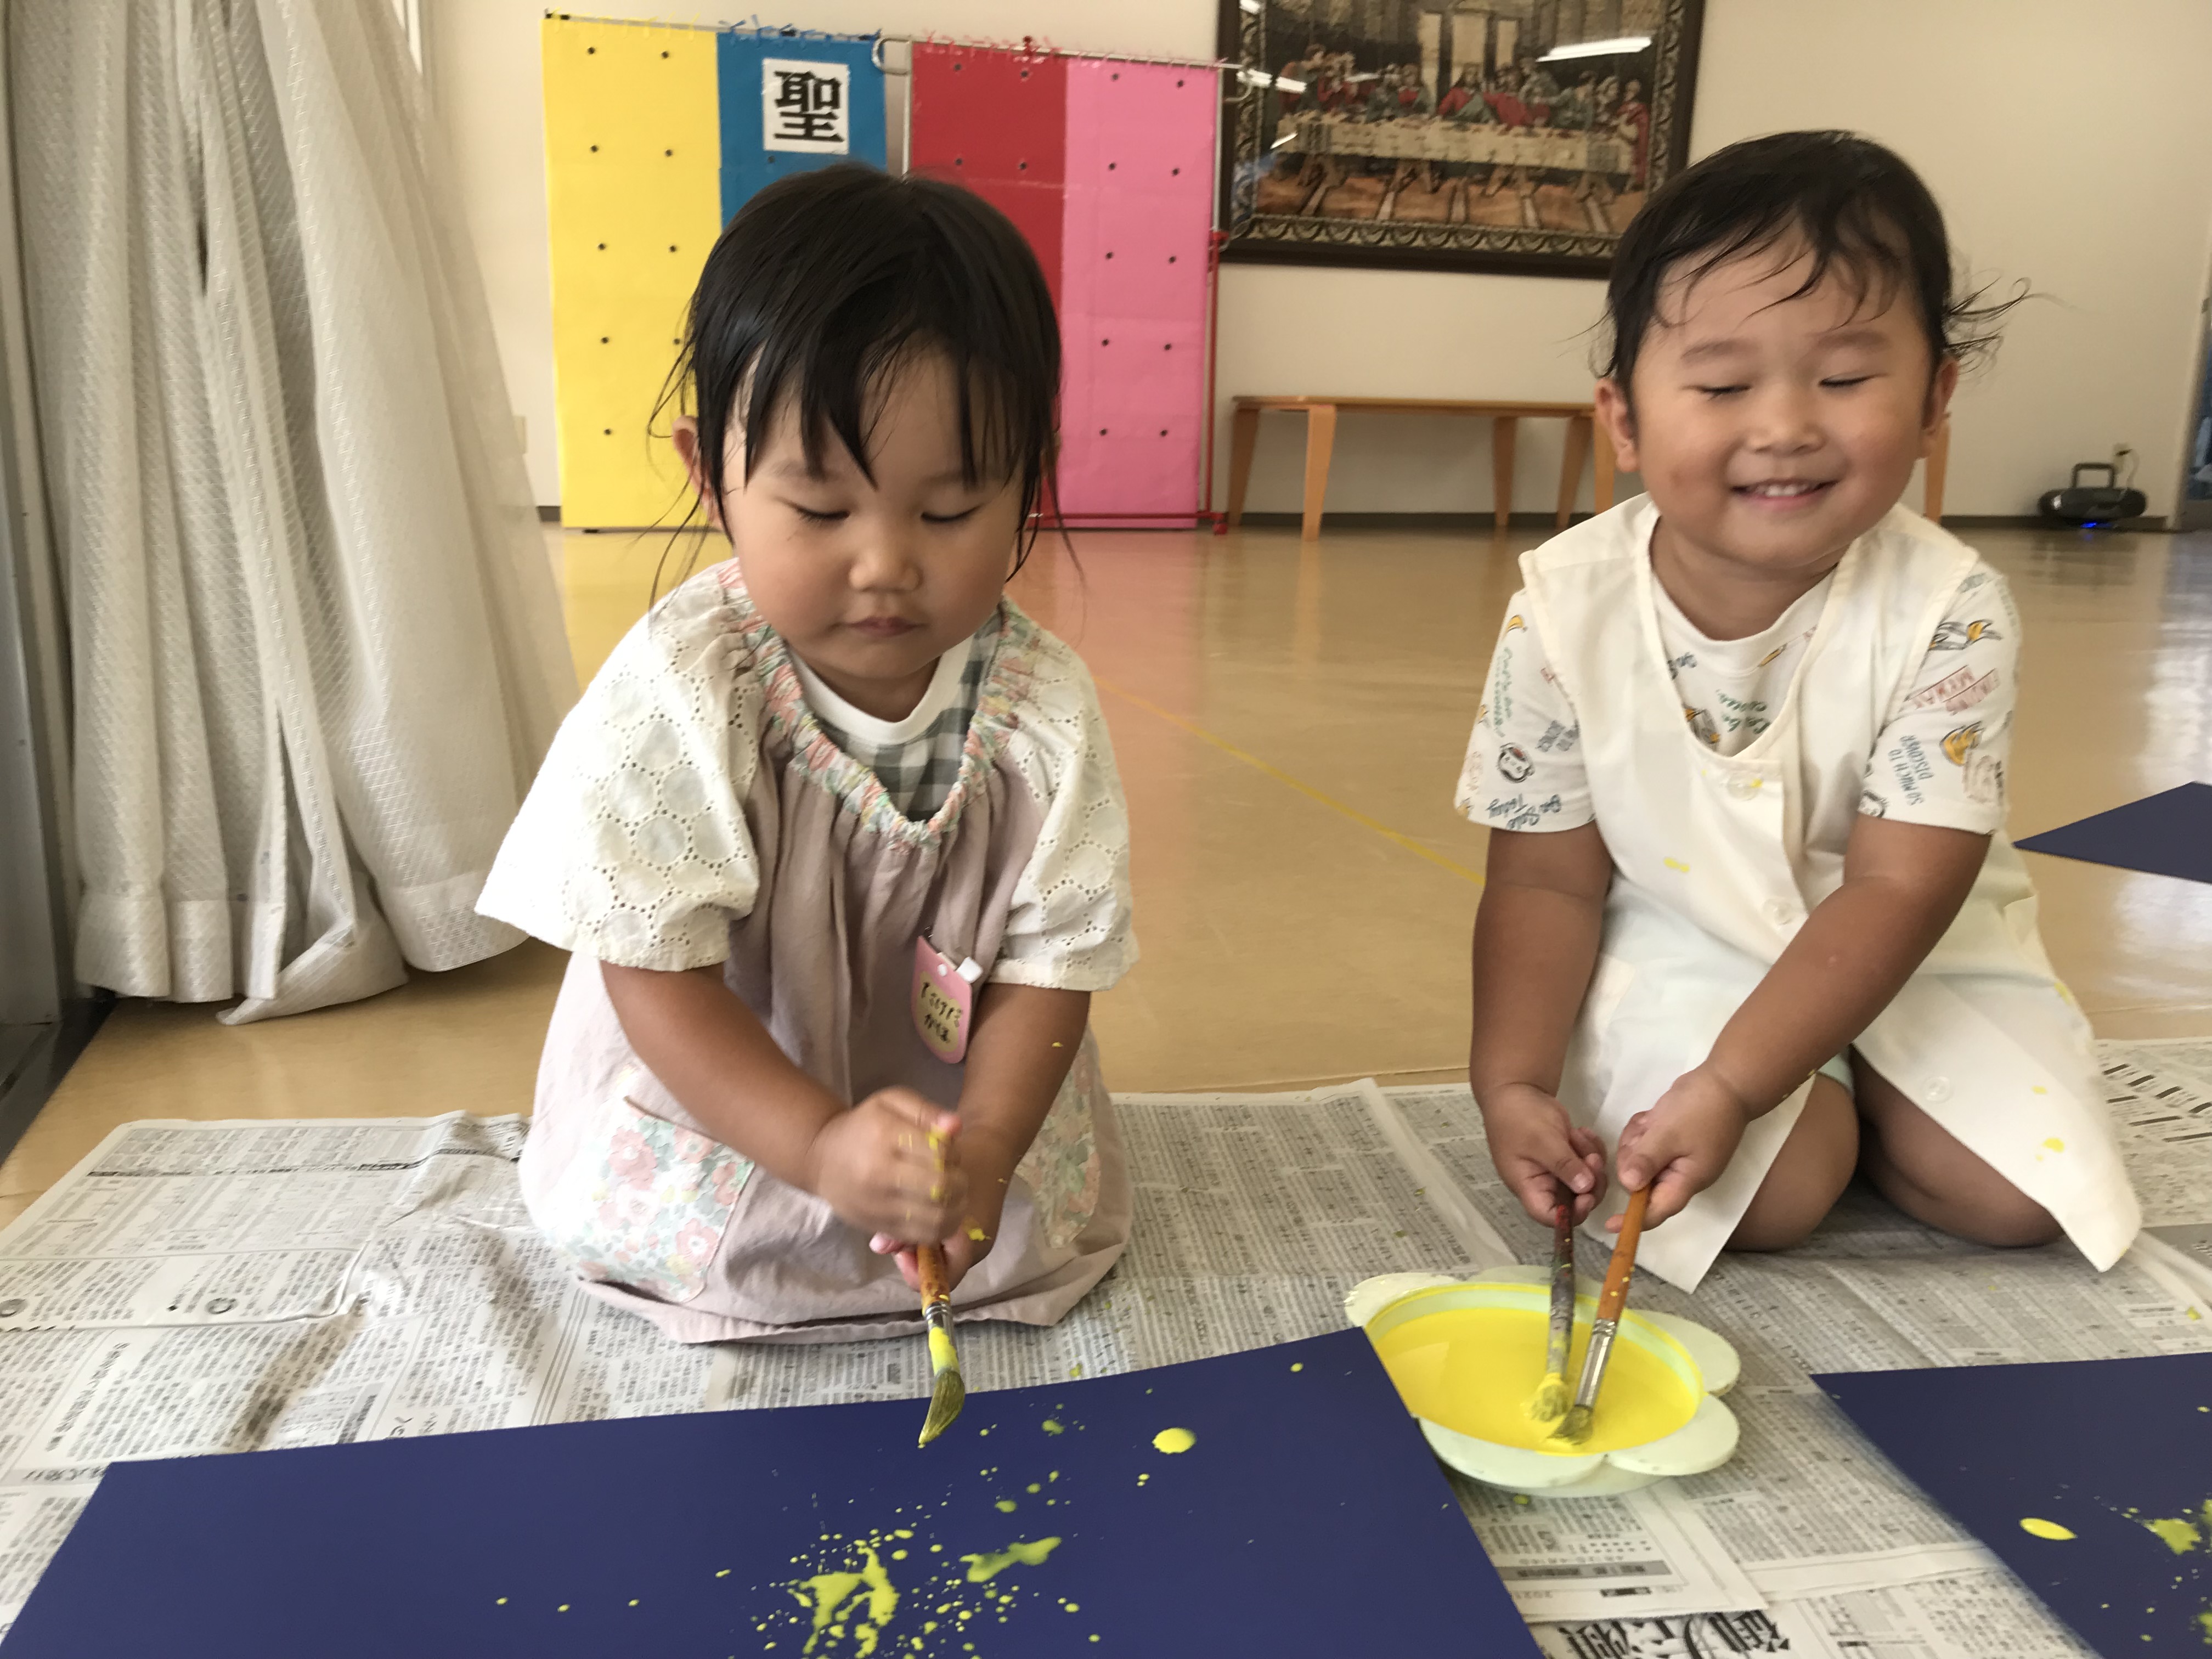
<box><xmin>1500</xmin><ymin>498</ymin><xmax>2138</xmax><ymax>1290</ymax></box>
<box><xmin>477</xmin><ymin>560</ymin><xmax>1137</xmax><ymax>1342</ymax></box>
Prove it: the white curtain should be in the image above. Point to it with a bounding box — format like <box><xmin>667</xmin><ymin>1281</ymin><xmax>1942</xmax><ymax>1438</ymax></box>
<box><xmin>10</xmin><ymin>0</ymin><xmax>575</xmax><ymax>1022</ymax></box>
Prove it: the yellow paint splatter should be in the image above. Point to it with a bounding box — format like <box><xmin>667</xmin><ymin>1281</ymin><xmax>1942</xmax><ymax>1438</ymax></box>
<box><xmin>789</xmin><ymin>1541</ymin><xmax>899</xmax><ymax>1656</ymax></box>
<box><xmin>960</xmin><ymin>1537</ymin><xmax>1062</xmax><ymax>1583</ymax></box>
<box><xmin>1153</xmin><ymin>1427</ymin><xmax>1197</xmax><ymax>1454</ymax></box>
<box><xmin>1042</xmin><ymin>1419</ymin><xmax>1064</xmax><ymax>1435</ymax></box>
<box><xmin>1026</xmin><ymin>1483</ymin><xmax>1041</xmax><ymax>1494</ymax></box>
<box><xmin>2019</xmin><ymin>1518</ymin><xmax>2075</xmax><ymax>1541</ymax></box>
<box><xmin>994</xmin><ymin>1499</ymin><xmax>1017</xmax><ymax>1513</ymax></box>
<box><xmin>495</xmin><ymin>1597</ymin><xmax>508</xmax><ymax>1605</ymax></box>
<box><xmin>2146</xmin><ymin>1516</ymin><xmax>2201</xmax><ymax>1555</ymax></box>
<box><xmin>2042</xmin><ymin>1137</ymin><xmax>2066</xmax><ymax>1153</ymax></box>
<box><xmin>966</xmin><ymin>1226</ymin><xmax>989</xmax><ymax>1243</ymax></box>
<box><xmin>1663</xmin><ymin>856</ymin><xmax>1690</xmax><ymax>872</ymax></box>
<box><xmin>1291</xmin><ymin>1363</ymin><xmax>1304</xmax><ymax>1373</ymax></box>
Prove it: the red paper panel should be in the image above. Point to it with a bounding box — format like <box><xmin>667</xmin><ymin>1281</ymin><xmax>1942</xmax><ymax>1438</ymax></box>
<box><xmin>909</xmin><ymin>45</ymin><xmax>1066</xmax><ymax>308</ymax></box>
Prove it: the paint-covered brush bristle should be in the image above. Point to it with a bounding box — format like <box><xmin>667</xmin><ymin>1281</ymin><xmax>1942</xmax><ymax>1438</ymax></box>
<box><xmin>918</xmin><ymin>1367</ymin><xmax>966</xmax><ymax>1447</ymax></box>
<box><xmin>1527</xmin><ymin>1373</ymin><xmax>1571</xmax><ymax>1424</ymax></box>
<box><xmin>1548</xmin><ymin>1402</ymin><xmax>1593</xmax><ymax>1447</ymax></box>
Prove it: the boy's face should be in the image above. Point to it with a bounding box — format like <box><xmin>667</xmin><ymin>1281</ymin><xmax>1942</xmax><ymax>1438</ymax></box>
<box><xmin>674</xmin><ymin>351</ymin><xmax>1022</xmax><ymax>722</ymax></box>
<box><xmin>1595</xmin><ymin>241</ymin><xmax>1956</xmax><ymax>581</ymax></box>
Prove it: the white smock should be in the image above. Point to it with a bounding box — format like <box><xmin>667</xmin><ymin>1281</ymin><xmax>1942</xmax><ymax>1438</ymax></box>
<box><xmin>1504</xmin><ymin>498</ymin><xmax>2137</xmax><ymax>1290</ymax></box>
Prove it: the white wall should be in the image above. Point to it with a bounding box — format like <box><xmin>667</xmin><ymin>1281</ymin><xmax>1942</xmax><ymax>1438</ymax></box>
<box><xmin>432</xmin><ymin>0</ymin><xmax>2212</xmax><ymax>520</ymax></box>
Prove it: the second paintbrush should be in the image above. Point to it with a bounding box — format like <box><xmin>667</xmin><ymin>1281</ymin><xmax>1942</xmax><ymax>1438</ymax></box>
<box><xmin>1549</xmin><ymin>1184</ymin><xmax>1650</xmax><ymax>1447</ymax></box>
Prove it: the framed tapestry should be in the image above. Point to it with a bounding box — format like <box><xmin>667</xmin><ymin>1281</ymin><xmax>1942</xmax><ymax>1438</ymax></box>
<box><xmin>1218</xmin><ymin>0</ymin><xmax>1703</xmax><ymax>276</ymax></box>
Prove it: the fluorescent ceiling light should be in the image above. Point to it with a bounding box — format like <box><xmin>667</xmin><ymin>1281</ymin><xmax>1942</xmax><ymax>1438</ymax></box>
<box><xmin>1240</xmin><ymin>67</ymin><xmax>1308</xmax><ymax>93</ymax></box>
<box><xmin>1240</xmin><ymin>0</ymin><xmax>1262</xmax><ymax>12</ymax></box>
<box><xmin>1538</xmin><ymin>34</ymin><xmax>1651</xmax><ymax>61</ymax></box>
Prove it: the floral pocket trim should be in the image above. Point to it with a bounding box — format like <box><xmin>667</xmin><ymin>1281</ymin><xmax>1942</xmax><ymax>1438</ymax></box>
<box><xmin>1014</xmin><ymin>1034</ymin><xmax>1105</xmax><ymax>1252</ymax></box>
<box><xmin>541</xmin><ymin>1084</ymin><xmax>754</xmax><ymax>1304</ymax></box>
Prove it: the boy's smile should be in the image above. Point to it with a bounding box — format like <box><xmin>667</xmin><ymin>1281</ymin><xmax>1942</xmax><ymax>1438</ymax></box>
<box><xmin>1595</xmin><ymin>239</ymin><xmax>1957</xmax><ymax>637</ymax></box>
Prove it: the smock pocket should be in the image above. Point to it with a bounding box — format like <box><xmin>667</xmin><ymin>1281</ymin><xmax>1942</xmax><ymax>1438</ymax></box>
<box><xmin>539</xmin><ymin>1080</ymin><xmax>754</xmax><ymax>1304</ymax></box>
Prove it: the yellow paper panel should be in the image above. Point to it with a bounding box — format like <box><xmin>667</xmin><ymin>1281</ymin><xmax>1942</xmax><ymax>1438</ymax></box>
<box><xmin>543</xmin><ymin>18</ymin><xmax>722</xmax><ymax>527</ymax></box>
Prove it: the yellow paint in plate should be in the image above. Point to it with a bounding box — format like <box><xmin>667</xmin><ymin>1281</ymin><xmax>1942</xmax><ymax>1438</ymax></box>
<box><xmin>1367</xmin><ymin>1289</ymin><xmax>1699</xmax><ymax>1456</ymax></box>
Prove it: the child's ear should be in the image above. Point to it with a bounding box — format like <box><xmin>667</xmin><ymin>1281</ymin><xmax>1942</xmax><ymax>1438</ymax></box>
<box><xmin>1921</xmin><ymin>356</ymin><xmax>1960</xmax><ymax>448</ymax></box>
<box><xmin>672</xmin><ymin>416</ymin><xmax>725</xmax><ymax>532</ymax></box>
<box><xmin>1593</xmin><ymin>377</ymin><xmax>1640</xmax><ymax>474</ymax></box>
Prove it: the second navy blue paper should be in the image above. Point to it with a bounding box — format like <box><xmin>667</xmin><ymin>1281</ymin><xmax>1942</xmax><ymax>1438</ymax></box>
<box><xmin>2015</xmin><ymin>782</ymin><xmax>2212</xmax><ymax>885</ymax></box>
<box><xmin>1818</xmin><ymin>1352</ymin><xmax>2212</xmax><ymax>1657</ymax></box>
<box><xmin>4</xmin><ymin>1325</ymin><xmax>1531</xmax><ymax>1659</ymax></box>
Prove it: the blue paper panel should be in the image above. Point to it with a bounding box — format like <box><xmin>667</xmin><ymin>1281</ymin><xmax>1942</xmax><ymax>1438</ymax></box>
<box><xmin>1816</xmin><ymin>1353</ymin><xmax>2212</xmax><ymax>1656</ymax></box>
<box><xmin>3</xmin><ymin>1328</ymin><xmax>1531</xmax><ymax>1659</ymax></box>
<box><xmin>2015</xmin><ymin>783</ymin><xmax>2212</xmax><ymax>885</ymax></box>
<box><xmin>718</xmin><ymin>31</ymin><xmax>888</xmax><ymax>229</ymax></box>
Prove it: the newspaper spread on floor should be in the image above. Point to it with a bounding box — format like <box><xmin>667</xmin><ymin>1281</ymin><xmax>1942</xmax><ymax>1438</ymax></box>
<box><xmin>0</xmin><ymin>1044</ymin><xmax>2205</xmax><ymax>1651</ymax></box>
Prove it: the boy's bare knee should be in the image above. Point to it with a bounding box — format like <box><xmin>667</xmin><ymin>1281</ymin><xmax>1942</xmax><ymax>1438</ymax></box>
<box><xmin>1953</xmin><ymin>1194</ymin><xmax>2063</xmax><ymax>1250</ymax></box>
<box><xmin>1728</xmin><ymin>1205</ymin><xmax>1825</xmax><ymax>1252</ymax></box>
<box><xmin>1729</xmin><ymin>1077</ymin><xmax>1857</xmax><ymax>1253</ymax></box>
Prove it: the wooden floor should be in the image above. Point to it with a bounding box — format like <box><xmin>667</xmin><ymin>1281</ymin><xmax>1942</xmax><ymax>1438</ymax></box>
<box><xmin>4</xmin><ymin>519</ymin><xmax>2207</xmax><ymax>1227</ymax></box>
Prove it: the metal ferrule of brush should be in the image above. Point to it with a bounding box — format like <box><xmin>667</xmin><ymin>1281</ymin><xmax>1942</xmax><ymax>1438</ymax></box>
<box><xmin>1571</xmin><ymin>1317</ymin><xmax>1619</xmax><ymax>1408</ymax></box>
<box><xmin>923</xmin><ymin>1297</ymin><xmax>953</xmax><ymax>1344</ymax></box>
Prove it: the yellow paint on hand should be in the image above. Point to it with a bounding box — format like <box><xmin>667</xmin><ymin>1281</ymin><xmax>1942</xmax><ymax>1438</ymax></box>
<box><xmin>1152</xmin><ymin>1427</ymin><xmax>1197</xmax><ymax>1454</ymax></box>
<box><xmin>967</xmin><ymin>1227</ymin><xmax>990</xmax><ymax>1243</ymax></box>
<box><xmin>2042</xmin><ymin>1137</ymin><xmax>2066</xmax><ymax>1153</ymax></box>
<box><xmin>1370</xmin><ymin>1304</ymin><xmax>1695</xmax><ymax>1455</ymax></box>
<box><xmin>928</xmin><ymin>1328</ymin><xmax>957</xmax><ymax>1373</ymax></box>
<box><xmin>960</xmin><ymin>1537</ymin><xmax>1061</xmax><ymax>1583</ymax></box>
<box><xmin>2019</xmin><ymin>1518</ymin><xmax>2076</xmax><ymax>1541</ymax></box>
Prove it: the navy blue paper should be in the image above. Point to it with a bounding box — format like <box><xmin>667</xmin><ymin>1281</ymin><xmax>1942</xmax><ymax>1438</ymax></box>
<box><xmin>2015</xmin><ymin>783</ymin><xmax>2212</xmax><ymax>885</ymax></box>
<box><xmin>1817</xmin><ymin>1353</ymin><xmax>2212</xmax><ymax>1656</ymax></box>
<box><xmin>3</xmin><ymin>1326</ymin><xmax>1532</xmax><ymax>1659</ymax></box>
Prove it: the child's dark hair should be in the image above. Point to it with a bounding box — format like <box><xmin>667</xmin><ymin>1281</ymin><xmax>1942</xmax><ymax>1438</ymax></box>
<box><xmin>664</xmin><ymin>164</ymin><xmax>1059</xmax><ymax>564</ymax></box>
<box><xmin>1601</xmin><ymin>131</ymin><xmax>2017</xmax><ymax>390</ymax></box>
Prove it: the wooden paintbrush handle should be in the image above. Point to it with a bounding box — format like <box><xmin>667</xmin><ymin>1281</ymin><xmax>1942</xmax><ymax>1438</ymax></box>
<box><xmin>1594</xmin><ymin>1187</ymin><xmax>1649</xmax><ymax>1323</ymax></box>
<box><xmin>917</xmin><ymin>1242</ymin><xmax>952</xmax><ymax>1309</ymax></box>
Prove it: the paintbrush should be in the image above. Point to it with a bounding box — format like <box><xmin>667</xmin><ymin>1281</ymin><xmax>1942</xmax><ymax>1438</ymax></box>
<box><xmin>1525</xmin><ymin>1192</ymin><xmax>1576</xmax><ymax>1424</ymax></box>
<box><xmin>916</xmin><ymin>1240</ymin><xmax>965</xmax><ymax>1446</ymax></box>
<box><xmin>1549</xmin><ymin>1184</ymin><xmax>1651</xmax><ymax>1448</ymax></box>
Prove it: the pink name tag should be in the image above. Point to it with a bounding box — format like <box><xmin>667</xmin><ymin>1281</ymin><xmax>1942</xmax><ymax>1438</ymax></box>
<box><xmin>912</xmin><ymin>935</ymin><xmax>983</xmax><ymax>1064</ymax></box>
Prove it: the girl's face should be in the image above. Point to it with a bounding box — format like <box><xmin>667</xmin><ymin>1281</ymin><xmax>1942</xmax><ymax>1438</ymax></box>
<box><xmin>1596</xmin><ymin>242</ymin><xmax>1956</xmax><ymax>585</ymax></box>
<box><xmin>675</xmin><ymin>352</ymin><xmax>1024</xmax><ymax>721</ymax></box>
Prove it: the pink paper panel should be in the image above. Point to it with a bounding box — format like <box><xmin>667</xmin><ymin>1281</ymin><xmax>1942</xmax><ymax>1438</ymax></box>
<box><xmin>1057</xmin><ymin>58</ymin><xmax>1215</xmax><ymax>518</ymax></box>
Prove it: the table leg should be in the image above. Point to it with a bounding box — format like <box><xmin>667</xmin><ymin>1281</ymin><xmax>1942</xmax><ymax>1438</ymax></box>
<box><xmin>1301</xmin><ymin>404</ymin><xmax>1337</xmax><ymax>541</ymax></box>
<box><xmin>1556</xmin><ymin>414</ymin><xmax>1591</xmax><ymax>528</ymax></box>
<box><xmin>1923</xmin><ymin>417</ymin><xmax>1950</xmax><ymax>523</ymax></box>
<box><xmin>1491</xmin><ymin>415</ymin><xmax>1519</xmax><ymax>532</ymax></box>
<box><xmin>1226</xmin><ymin>404</ymin><xmax>1261</xmax><ymax>529</ymax></box>
<box><xmin>1593</xmin><ymin>421</ymin><xmax>1616</xmax><ymax>514</ymax></box>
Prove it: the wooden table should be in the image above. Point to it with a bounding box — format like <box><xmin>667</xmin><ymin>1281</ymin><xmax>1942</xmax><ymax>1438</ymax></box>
<box><xmin>1225</xmin><ymin>395</ymin><xmax>1613</xmax><ymax>541</ymax></box>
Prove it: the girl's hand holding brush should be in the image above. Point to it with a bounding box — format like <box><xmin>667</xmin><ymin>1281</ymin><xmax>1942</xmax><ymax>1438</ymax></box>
<box><xmin>868</xmin><ymin>1117</ymin><xmax>1014</xmax><ymax>1295</ymax></box>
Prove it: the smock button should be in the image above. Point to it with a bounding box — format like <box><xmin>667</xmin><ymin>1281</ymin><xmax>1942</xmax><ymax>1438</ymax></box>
<box><xmin>1760</xmin><ymin>898</ymin><xmax>1799</xmax><ymax>926</ymax></box>
<box><xmin>1726</xmin><ymin>774</ymin><xmax>1763</xmax><ymax>800</ymax></box>
<box><xmin>1924</xmin><ymin>1076</ymin><xmax>1954</xmax><ymax>1103</ymax></box>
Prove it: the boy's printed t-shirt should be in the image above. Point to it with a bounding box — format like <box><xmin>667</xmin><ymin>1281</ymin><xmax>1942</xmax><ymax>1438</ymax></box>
<box><xmin>1456</xmin><ymin>560</ymin><xmax>2018</xmax><ymax>835</ymax></box>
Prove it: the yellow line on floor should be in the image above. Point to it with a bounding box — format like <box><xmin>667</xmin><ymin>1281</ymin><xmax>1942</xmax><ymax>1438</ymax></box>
<box><xmin>1094</xmin><ymin>677</ymin><xmax>1486</xmax><ymax>888</ymax></box>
